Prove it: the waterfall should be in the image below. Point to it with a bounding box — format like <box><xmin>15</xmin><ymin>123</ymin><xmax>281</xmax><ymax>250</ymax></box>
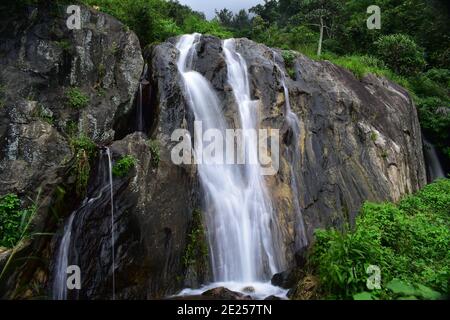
<box><xmin>272</xmin><ymin>53</ymin><xmax>308</xmax><ymax>249</ymax></box>
<box><xmin>176</xmin><ymin>34</ymin><xmax>284</xmax><ymax>287</ymax></box>
<box><xmin>423</xmin><ymin>139</ymin><xmax>445</xmax><ymax>182</ymax></box>
<box><xmin>105</xmin><ymin>147</ymin><xmax>116</xmax><ymax>300</ymax></box>
<box><xmin>52</xmin><ymin>148</ymin><xmax>116</xmax><ymax>300</ymax></box>
<box><xmin>52</xmin><ymin>212</ymin><xmax>75</xmax><ymax>300</ymax></box>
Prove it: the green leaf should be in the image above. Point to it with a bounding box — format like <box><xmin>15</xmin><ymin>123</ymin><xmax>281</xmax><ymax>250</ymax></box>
<box><xmin>353</xmin><ymin>292</ymin><xmax>373</xmax><ymax>300</ymax></box>
<box><xmin>386</xmin><ymin>279</ymin><xmax>416</xmax><ymax>296</ymax></box>
<box><xmin>414</xmin><ymin>284</ymin><xmax>442</xmax><ymax>300</ymax></box>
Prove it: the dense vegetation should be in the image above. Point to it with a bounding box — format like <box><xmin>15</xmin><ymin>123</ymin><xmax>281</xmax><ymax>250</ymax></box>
<box><xmin>0</xmin><ymin>194</ymin><xmax>35</xmax><ymax>248</ymax></box>
<box><xmin>76</xmin><ymin>0</ymin><xmax>449</xmax><ymax>163</ymax></box>
<box><xmin>309</xmin><ymin>178</ymin><xmax>449</xmax><ymax>300</ymax></box>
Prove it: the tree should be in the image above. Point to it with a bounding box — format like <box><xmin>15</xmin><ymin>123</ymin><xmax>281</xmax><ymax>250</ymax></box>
<box><xmin>291</xmin><ymin>0</ymin><xmax>343</xmax><ymax>56</ymax></box>
<box><xmin>215</xmin><ymin>8</ymin><xmax>233</xmax><ymax>27</ymax></box>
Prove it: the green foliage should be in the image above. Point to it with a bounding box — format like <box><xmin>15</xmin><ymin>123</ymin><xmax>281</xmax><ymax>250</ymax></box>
<box><xmin>112</xmin><ymin>155</ymin><xmax>136</xmax><ymax>178</ymax></box>
<box><xmin>310</xmin><ymin>179</ymin><xmax>450</xmax><ymax>299</ymax></box>
<box><xmin>148</xmin><ymin>139</ymin><xmax>160</xmax><ymax>168</ymax></box>
<box><xmin>281</xmin><ymin>50</ymin><xmax>296</xmax><ymax>78</ymax></box>
<box><xmin>0</xmin><ymin>194</ymin><xmax>34</xmax><ymax>248</ymax></box>
<box><xmin>183</xmin><ymin>209</ymin><xmax>208</xmax><ymax>272</ymax></box>
<box><xmin>70</xmin><ymin>136</ymin><xmax>96</xmax><ymax>196</ymax></box>
<box><xmin>386</xmin><ymin>279</ymin><xmax>442</xmax><ymax>300</ymax></box>
<box><xmin>374</xmin><ymin>34</ymin><xmax>426</xmax><ymax>76</ymax></box>
<box><xmin>65</xmin><ymin>87</ymin><xmax>89</xmax><ymax>110</ymax></box>
<box><xmin>81</xmin><ymin>0</ymin><xmax>231</xmax><ymax>46</ymax></box>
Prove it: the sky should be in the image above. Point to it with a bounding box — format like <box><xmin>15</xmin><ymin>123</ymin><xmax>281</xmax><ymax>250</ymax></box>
<box><xmin>177</xmin><ymin>0</ymin><xmax>263</xmax><ymax>20</ymax></box>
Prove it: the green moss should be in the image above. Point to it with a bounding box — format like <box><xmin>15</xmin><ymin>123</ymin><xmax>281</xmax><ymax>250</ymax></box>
<box><xmin>183</xmin><ymin>209</ymin><xmax>208</xmax><ymax>273</ymax></box>
<box><xmin>112</xmin><ymin>155</ymin><xmax>137</xmax><ymax>178</ymax></box>
<box><xmin>65</xmin><ymin>87</ymin><xmax>89</xmax><ymax>110</ymax></box>
<box><xmin>370</xmin><ymin>132</ymin><xmax>378</xmax><ymax>142</ymax></box>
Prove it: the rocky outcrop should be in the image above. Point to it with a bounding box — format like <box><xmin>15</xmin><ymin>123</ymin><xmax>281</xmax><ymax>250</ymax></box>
<box><xmin>0</xmin><ymin>3</ymin><xmax>145</xmax><ymax>298</ymax></box>
<box><xmin>0</xmin><ymin>4</ymin><xmax>427</xmax><ymax>299</ymax></box>
<box><xmin>148</xmin><ymin>36</ymin><xmax>426</xmax><ymax>270</ymax></box>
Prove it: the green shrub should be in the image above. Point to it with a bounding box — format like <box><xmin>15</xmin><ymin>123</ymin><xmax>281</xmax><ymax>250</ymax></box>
<box><xmin>417</xmin><ymin>97</ymin><xmax>450</xmax><ymax>154</ymax></box>
<box><xmin>112</xmin><ymin>155</ymin><xmax>136</xmax><ymax>177</ymax></box>
<box><xmin>425</xmin><ymin>68</ymin><xmax>450</xmax><ymax>89</ymax></box>
<box><xmin>66</xmin><ymin>87</ymin><xmax>89</xmax><ymax>110</ymax></box>
<box><xmin>0</xmin><ymin>194</ymin><xmax>34</xmax><ymax>248</ymax></box>
<box><xmin>374</xmin><ymin>34</ymin><xmax>426</xmax><ymax>76</ymax></box>
<box><xmin>310</xmin><ymin>179</ymin><xmax>450</xmax><ymax>299</ymax></box>
<box><xmin>281</xmin><ymin>50</ymin><xmax>296</xmax><ymax>78</ymax></box>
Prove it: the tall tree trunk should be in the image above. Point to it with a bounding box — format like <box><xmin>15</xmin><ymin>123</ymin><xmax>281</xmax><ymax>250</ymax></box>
<box><xmin>317</xmin><ymin>16</ymin><xmax>324</xmax><ymax>56</ymax></box>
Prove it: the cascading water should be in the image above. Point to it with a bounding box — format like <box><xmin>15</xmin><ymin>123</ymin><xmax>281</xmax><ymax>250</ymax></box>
<box><xmin>52</xmin><ymin>212</ymin><xmax>75</xmax><ymax>300</ymax></box>
<box><xmin>272</xmin><ymin>53</ymin><xmax>308</xmax><ymax>249</ymax></box>
<box><xmin>423</xmin><ymin>138</ymin><xmax>445</xmax><ymax>182</ymax></box>
<box><xmin>176</xmin><ymin>34</ymin><xmax>286</xmax><ymax>297</ymax></box>
<box><xmin>105</xmin><ymin>147</ymin><xmax>116</xmax><ymax>300</ymax></box>
<box><xmin>52</xmin><ymin>147</ymin><xmax>116</xmax><ymax>300</ymax></box>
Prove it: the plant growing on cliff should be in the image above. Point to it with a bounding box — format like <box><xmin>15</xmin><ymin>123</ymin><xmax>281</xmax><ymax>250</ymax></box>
<box><xmin>183</xmin><ymin>209</ymin><xmax>208</xmax><ymax>273</ymax></box>
<box><xmin>148</xmin><ymin>139</ymin><xmax>160</xmax><ymax>168</ymax></box>
<box><xmin>310</xmin><ymin>178</ymin><xmax>450</xmax><ymax>300</ymax></box>
<box><xmin>281</xmin><ymin>50</ymin><xmax>296</xmax><ymax>79</ymax></box>
<box><xmin>112</xmin><ymin>155</ymin><xmax>137</xmax><ymax>177</ymax></box>
<box><xmin>70</xmin><ymin>135</ymin><xmax>96</xmax><ymax>196</ymax></box>
<box><xmin>0</xmin><ymin>194</ymin><xmax>35</xmax><ymax>248</ymax></box>
<box><xmin>66</xmin><ymin>87</ymin><xmax>89</xmax><ymax>110</ymax></box>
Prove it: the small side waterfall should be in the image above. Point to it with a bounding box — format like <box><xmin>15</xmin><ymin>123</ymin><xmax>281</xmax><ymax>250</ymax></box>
<box><xmin>423</xmin><ymin>139</ymin><xmax>445</xmax><ymax>182</ymax></box>
<box><xmin>176</xmin><ymin>34</ymin><xmax>286</xmax><ymax>297</ymax></box>
<box><xmin>52</xmin><ymin>148</ymin><xmax>116</xmax><ymax>300</ymax></box>
<box><xmin>105</xmin><ymin>147</ymin><xmax>116</xmax><ymax>300</ymax></box>
<box><xmin>273</xmin><ymin>52</ymin><xmax>308</xmax><ymax>249</ymax></box>
<box><xmin>52</xmin><ymin>213</ymin><xmax>75</xmax><ymax>300</ymax></box>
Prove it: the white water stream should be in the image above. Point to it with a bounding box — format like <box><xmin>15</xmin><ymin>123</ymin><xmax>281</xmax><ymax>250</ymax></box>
<box><xmin>176</xmin><ymin>34</ymin><xmax>286</xmax><ymax>298</ymax></box>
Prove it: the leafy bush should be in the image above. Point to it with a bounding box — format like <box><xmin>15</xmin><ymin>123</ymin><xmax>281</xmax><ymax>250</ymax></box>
<box><xmin>310</xmin><ymin>179</ymin><xmax>450</xmax><ymax>299</ymax></box>
<box><xmin>374</xmin><ymin>34</ymin><xmax>426</xmax><ymax>76</ymax></box>
<box><xmin>81</xmin><ymin>0</ymin><xmax>231</xmax><ymax>45</ymax></box>
<box><xmin>417</xmin><ymin>97</ymin><xmax>450</xmax><ymax>154</ymax></box>
<box><xmin>0</xmin><ymin>194</ymin><xmax>34</xmax><ymax>248</ymax></box>
<box><xmin>112</xmin><ymin>155</ymin><xmax>136</xmax><ymax>177</ymax></box>
<box><xmin>66</xmin><ymin>87</ymin><xmax>89</xmax><ymax>110</ymax></box>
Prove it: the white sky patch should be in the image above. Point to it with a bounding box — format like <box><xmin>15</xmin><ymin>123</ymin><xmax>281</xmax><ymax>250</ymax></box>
<box><xmin>177</xmin><ymin>0</ymin><xmax>262</xmax><ymax>20</ymax></box>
